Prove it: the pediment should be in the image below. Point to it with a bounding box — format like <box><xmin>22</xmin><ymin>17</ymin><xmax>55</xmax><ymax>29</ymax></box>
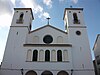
<box><xmin>26</xmin><ymin>25</ymin><xmax>68</xmax><ymax>44</ymax></box>
<box><xmin>30</xmin><ymin>25</ymin><xmax>67</xmax><ymax>34</ymax></box>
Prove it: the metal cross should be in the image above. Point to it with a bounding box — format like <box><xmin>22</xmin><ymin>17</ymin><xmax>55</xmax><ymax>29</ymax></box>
<box><xmin>70</xmin><ymin>5</ymin><xmax>73</xmax><ymax>8</ymax></box>
<box><xmin>46</xmin><ymin>17</ymin><xmax>51</xmax><ymax>25</ymax></box>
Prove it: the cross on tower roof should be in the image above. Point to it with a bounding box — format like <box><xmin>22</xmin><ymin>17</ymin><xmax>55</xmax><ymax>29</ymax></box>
<box><xmin>46</xmin><ymin>17</ymin><xmax>51</xmax><ymax>25</ymax></box>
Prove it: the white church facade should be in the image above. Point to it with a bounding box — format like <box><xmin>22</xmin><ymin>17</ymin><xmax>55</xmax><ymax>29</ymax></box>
<box><xmin>0</xmin><ymin>8</ymin><xmax>95</xmax><ymax>75</ymax></box>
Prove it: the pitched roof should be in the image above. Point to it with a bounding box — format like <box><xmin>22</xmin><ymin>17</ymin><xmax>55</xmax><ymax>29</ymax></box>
<box><xmin>30</xmin><ymin>25</ymin><xmax>67</xmax><ymax>34</ymax></box>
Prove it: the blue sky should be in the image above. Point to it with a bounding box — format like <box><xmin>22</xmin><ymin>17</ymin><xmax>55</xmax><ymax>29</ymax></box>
<box><xmin>0</xmin><ymin>0</ymin><xmax>100</xmax><ymax>63</ymax></box>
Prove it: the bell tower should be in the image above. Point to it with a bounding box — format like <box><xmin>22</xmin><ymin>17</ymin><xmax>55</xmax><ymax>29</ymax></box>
<box><xmin>1</xmin><ymin>8</ymin><xmax>34</xmax><ymax>69</ymax></box>
<box><xmin>63</xmin><ymin>8</ymin><xmax>85</xmax><ymax>31</ymax></box>
<box><xmin>11</xmin><ymin>8</ymin><xmax>34</xmax><ymax>30</ymax></box>
<box><xmin>63</xmin><ymin>8</ymin><xmax>95</xmax><ymax>75</ymax></box>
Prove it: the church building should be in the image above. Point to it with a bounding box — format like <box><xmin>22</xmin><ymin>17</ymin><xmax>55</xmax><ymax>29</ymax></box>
<box><xmin>0</xmin><ymin>8</ymin><xmax>95</xmax><ymax>75</ymax></box>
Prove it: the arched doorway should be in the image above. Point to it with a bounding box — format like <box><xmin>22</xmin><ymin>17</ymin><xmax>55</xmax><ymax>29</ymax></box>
<box><xmin>41</xmin><ymin>70</ymin><xmax>53</xmax><ymax>75</ymax></box>
<box><xmin>57</xmin><ymin>71</ymin><xmax>69</xmax><ymax>75</ymax></box>
<box><xmin>25</xmin><ymin>70</ymin><xmax>37</xmax><ymax>75</ymax></box>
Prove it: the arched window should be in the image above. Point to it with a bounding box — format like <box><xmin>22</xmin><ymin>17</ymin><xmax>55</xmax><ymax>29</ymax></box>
<box><xmin>57</xmin><ymin>50</ymin><xmax>62</xmax><ymax>62</ymax></box>
<box><xmin>45</xmin><ymin>50</ymin><xmax>50</xmax><ymax>61</ymax></box>
<box><xmin>39</xmin><ymin>50</ymin><xmax>44</xmax><ymax>61</ymax></box>
<box><xmin>33</xmin><ymin>50</ymin><xmax>38</xmax><ymax>61</ymax></box>
<box><xmin>41</xmin><ymin>70</ymin><xmax>53</xmax><ymax>75</ymax></box>
<box><xmin>26</xmin><ymin>49</ymin><xmax>32</xmax><ymax>61</ymax></box>
<box><xmin>57</xmin><ymin>70</ymin><xmax>69</xmax><ymax>75</ymax></box>
<box><xmin>33</xmin><ymin>36</ymin><xmax>39</xmax><ymax>44</ymax></box>
<box><xmin>51</xmin><ymin>50</ymin><xmax>56</xmax><ymax>61</ymax></box>
<box><xmin>16</xmin><ymin>12</ymin><xmax>24</xmax><ymax>23</ymax></box>
<box><xmin>63</xmin><ymin>50</ymin><xmax>68</xmax><ymax>61</ymax></box>
<box><xmin>57</xmin><ymin>36</ymin><xmax>63</xmax><ymax>43</ymax></box>
<box><xmin>25</xmin><ymin>70</ymin><xmax>37</xmax><ymax>75</ymax></box>
<box><xmin>73</xmin><ymin>13</ymin><xmax>79</xmax><ymax>24</ymax></box>
<box><xmin>19</xmin><ymin>13</ymin><xmax>24</xmax><ymax>21</ymax></box>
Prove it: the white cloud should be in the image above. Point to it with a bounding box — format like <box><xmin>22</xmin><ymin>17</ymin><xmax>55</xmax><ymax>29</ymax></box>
<box><xmin>43</xmin><ymin>12</ymin><xmax>50</xmax><ymax>18</ymax></box>
<box><xmin>43</xmin><ymin>0</ymin><xmax>52</xmax><ymax>8</ymax></box>
<box><xmin>0</xmin><ymin>0</ymin><xmax>14</xmax><ymax>28</ymax></box>
<box><xmin>10</xmin><ymin>0</ymin><xmax>16</xmax><ymax>6</ymax></box>
<box><xmin>39</xmin><ymin>12</ymin><xmax>50</xmax><ymax>19</ymax></box>
<box><xmin>72</xmin><ymin>0</ymin><xmax>78</xmax><ymax>4</ymax></box>
<box><xmin>0</xmin><ymin>14</ymin><xmax>13</xmax><ymax>28</ymax></box>
<box><xmin>59</xmin><ymin>0</ymin><xmax>65</xmax><ymax>2</ymax></box>
<box><xmin>33</xmin><ymin>5</ymin><xmax>43</xmax><ymax>14</ymax></box>
<box><xmin>21</xmin><ymin>0</ymin><xmax>43</xmax><ymax>14</ymax></box>
<box><xmin>0</xmin><ymin>0</ymin><xmax>13</xmax><ymax>15</ymax></box>
<box><xmin>21</xmin><ymin>0</ymin><xmax>50</xmax><ymax>18</ymax></box>
<box><xmin>59</xmin><ymin>0</ymin><xmax>78</xmax><ymax>4</ymax></box>
<box><xmin>21</xmin><ymin>0</ymin><xmax>34</xmax><ymax>8</ymax></box>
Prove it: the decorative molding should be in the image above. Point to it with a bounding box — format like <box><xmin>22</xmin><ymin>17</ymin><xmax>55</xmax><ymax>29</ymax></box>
<box><xmin>65</xmin><ymin>8</ymin><xmax>83</xmax><ymax>10</ymax></box>
<box><xmin>30</xmin><ymin>25</ymin><xmax>67</xmax><ymax>34</ymax></box>
<box><xmin>68</xmin><ymin>26</ymin><xmax>87</xmax><ymax>28</ymax></box>
<box><xmin>10</xmin><ymin>26</ymin><xmax>28</xmax><ymax>27</ymax></box>
<box><xmin>26</xmin><ymin>61</ymin><xmax>70</xmax><ymax>63</ymax></box>
<box><xmin>0</xmin><ymin>68</ymin><xmax>94</xmax><ymax>71</ymax></box>
<box><xmin>23</xmin><ymin>44</ymin><xmax>72</xmax><ymax>47</ymax></box>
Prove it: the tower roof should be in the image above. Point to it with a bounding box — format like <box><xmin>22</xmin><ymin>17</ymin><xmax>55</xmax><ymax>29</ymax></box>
<box><xmin>14</xmin><ymin>8</ymin><xmax>34</xmax><ymax>20</ymax></box>
<box><xmin>65</xmin><ymin>8</ymin><xmax>83</xmax><ymax>10</ymax></box>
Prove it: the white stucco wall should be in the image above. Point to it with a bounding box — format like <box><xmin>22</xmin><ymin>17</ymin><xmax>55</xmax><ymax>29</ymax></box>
<box><xmin>11</xmin><ymin>9</ymin><xmax>33</xmax><ymax>27</ymax></box>
<box><xmin>26</xmin><ymin>26</ymin><xmax>69</xmax><ymax>44</ymax></box>
<box><xmin>64</xmin><ymin>9</ymin><xmax>85</xmax><ymax>27</ymax></box>
<box><xmin>0</xmin><ymin>8</ymin><xmax>95</xmax><ymax>75</ymax></box>
<box><xmin>68</xmin><ymin>27</ymin><xmax>94</xmax><ymax>69</ymax></box>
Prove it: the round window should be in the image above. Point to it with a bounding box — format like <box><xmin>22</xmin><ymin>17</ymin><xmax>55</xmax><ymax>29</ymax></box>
<box><xmin>43</xmin><ymin>35</ymin><xmax>53</xmax><ymax>44</ymax></box>
<box><xmin>76</xmin><ymin>31</ymin><xmax>81</xmax><ymax>36</ymax></box>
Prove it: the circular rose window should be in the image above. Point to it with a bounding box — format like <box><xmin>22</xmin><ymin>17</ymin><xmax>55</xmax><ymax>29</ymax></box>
<box><xmin>76</xmin><ymin>31</ymin><xmax>81</xmax><ymax>36</ymax></box>
<box><xmin>43</xmin><ymin>35</ymin><xmax>53</xmax><ymax>44</ymax></box>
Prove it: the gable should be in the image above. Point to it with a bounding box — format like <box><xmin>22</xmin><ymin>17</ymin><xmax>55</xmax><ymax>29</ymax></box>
<box><xmin>26</xmin><ymin>25</ymin><xmax>68</xmax><ymax>44</ymax></box>
<box><xmin>30</xmin><ymin>25</ymin><xmax>67</xmax><ymax>34</ymax></box>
